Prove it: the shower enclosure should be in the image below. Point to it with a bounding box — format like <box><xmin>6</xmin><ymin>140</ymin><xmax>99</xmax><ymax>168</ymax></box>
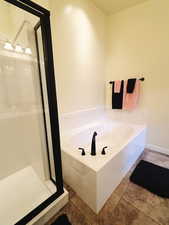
<box><xmin>0</xmin><ymin>0</ymin><xmax>63</xmax><ymax>224</ymax></box>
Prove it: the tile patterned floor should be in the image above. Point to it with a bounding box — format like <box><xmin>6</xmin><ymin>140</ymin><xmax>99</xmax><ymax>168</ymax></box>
<box><xmin>46</xmin><ymin>149</ymin><xmax>169</xmax><ymax>225</ymax></box>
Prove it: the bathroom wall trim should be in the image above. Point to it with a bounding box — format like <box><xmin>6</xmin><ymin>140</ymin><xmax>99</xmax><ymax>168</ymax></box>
<box><xmin>61</xmin><ymin>105</ymin><xmax>105</xmax><ymax>119</ymax></box>
<box><xmin>146</xmin><ymin>144</ymin><xmax>169</xmax><ymax>156</ymax></box>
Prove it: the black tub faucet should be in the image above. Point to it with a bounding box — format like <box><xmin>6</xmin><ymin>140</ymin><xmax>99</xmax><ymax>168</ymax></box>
<box><xmin>91</xmin><ymin>131</ymin><xmax>97</xmax><ymax>156</ymax></box>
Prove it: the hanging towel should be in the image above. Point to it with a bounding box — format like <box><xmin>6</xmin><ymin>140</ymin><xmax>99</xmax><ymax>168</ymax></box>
<box><xmin>123</xmin><ymin>79</ymin><xmax>141</xmax><ymax>110</ymax></box>
<box><xmin>114</xmin><ymin>80</ymin><xmax>121</xmax><ymax>93</ymax></box>
<box><xmin>127</xmin><ymin>78</ymin><xmax>136</xmax><ymax>93</ymax></box>
<box><xmin>112</xmin><ymin>80</ymin><xmax>124</xmax><ymax>109</ymax></box>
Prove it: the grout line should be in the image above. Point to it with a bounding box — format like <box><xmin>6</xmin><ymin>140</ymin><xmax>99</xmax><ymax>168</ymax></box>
<box><xmin>123</xmin><ymin>198</ymin><xmax>163</xmax><ymax>225</ymax></box>
<box><xmin>70</xmin><ymin>196</ymin><xmax>98</xmax><ymax>223</ymax></box>
<box><xmin>112</xmin><ymin>179</ymin><xmax>130</xmax><ymax>211</ymax></box>
<box><xmin>69</xmin><ymin>200</ymin><xmax>93</xmax><ymax>225</ymax></box>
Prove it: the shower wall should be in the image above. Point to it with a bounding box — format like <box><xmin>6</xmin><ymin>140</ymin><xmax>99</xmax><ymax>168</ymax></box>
<box><xmin>0</xmin><ymin>2</ymin><xmax>49</xmax><ymax>181</ymax></box>
<box><xmin>0</xmin><ymin>49</ymin><xmax>48</xmax><ymax>181</ymax></box>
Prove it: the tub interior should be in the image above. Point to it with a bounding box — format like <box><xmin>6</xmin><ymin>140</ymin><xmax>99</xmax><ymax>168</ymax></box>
<box><xmin>63</xmin><ymin>121</ymin><xmax>135</xmax><ymax>147</ymax></box>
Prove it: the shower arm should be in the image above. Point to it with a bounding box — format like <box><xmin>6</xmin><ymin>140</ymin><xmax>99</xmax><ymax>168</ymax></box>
<box><xmin>12</xmin><ymin>20</ymin><xmax>30</xmax><ymax>45</ymax></box>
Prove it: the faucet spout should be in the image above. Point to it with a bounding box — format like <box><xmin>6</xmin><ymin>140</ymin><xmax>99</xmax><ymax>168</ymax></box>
<box><xmin>91</xmin><ymin>131</ymin><xmax>97</xmax><ymax>156</ymax></box>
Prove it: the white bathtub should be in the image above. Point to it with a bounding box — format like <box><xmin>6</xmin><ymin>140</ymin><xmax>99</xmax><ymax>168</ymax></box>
<box><xmin>61</xmin><ymin>120</ymin><xmax>146</xmax><ymax>213</ymax></box>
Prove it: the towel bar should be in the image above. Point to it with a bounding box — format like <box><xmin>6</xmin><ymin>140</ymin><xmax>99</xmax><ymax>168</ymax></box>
<box><xmin>109</xmin><ymin>77</ymin><xmax>144</xmax><ymax>84</ymax></box>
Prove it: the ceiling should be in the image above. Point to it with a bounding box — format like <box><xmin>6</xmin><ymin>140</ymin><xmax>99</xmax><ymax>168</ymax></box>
<box><xmin>91</xmin><ymin>0</ymin><xmax>149</xmax><ymax>14</ymax></box>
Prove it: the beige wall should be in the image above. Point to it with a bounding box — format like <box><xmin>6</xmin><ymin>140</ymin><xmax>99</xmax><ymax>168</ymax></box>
<box><xmin>0</xmin><ymin>2</ymin><xmax>14</xmax><ymax>41</ymax></box>
<box><xmin>49</xmin><ymin>0</ymin><xmax>106</xmax><ymax>114</ymax></box>
<box><xmin>106</xmin><ymin>0</ymin><xmax>169</xmax><ymax>150</ymax></box>
<box><xmin>34</xmin><ymin>0</ymin><xmax>50</xmax><ymax>10</ymax></box>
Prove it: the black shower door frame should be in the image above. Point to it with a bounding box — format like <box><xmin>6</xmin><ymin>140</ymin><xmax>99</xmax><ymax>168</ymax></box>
<box><xmin>4</xmin><ymin>0</ymin><xmax>64</xmax><ymax>224</ymax></box>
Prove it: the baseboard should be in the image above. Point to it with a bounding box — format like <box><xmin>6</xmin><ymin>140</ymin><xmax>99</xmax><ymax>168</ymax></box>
<box><xmin>146</xmin><ymin>144</ymin><xmax>169</xmax><ymax>156</ymax></box>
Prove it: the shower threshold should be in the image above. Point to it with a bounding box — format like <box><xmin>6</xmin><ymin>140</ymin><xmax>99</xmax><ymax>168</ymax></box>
<box><xmin>0</xmin><ymin>166</ymin><xmax>55</xmax><ymax>225</ymax></box>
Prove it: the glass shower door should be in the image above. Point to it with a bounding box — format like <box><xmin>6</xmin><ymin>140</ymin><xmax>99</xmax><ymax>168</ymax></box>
<box><xmin>0</xmin><ymin>1</ymin><xmax>63</xmax><ymax>224</ymax></box>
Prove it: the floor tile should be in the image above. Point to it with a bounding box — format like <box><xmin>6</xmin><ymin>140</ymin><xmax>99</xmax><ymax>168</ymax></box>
<box><xmin>71</xmin><ymin>194</ymin><xmax>97</xmax><ymax>224</ymax></box>
<box><xmin>45</xmin><ymin>203</ymin><xmax>70</xmax><ymax>225</ymax></box>
<box><xmin>46</xmin><ymin>201</ymin><xmax>89</xmax><ymax>225</ymax></box>
<box><xmin>64</xmin><ymin>182</ymin><xmax>76</xmax><ymax>199</ymax></box>
<box><xmin>65</xmin><ymin>203</ymin><xmax>89</xmax><ymax>225</ymax></box>
<box><xmin>123</xmin><ymin>182</ymin><xmax>169</xmax><ymax>225</ymax></box>
<box><xmin>101</xmin><ymin>198</ymin><xmax>159</xmax><ymax>225</ymax></box>
<box><xmin>114</xmin><ymin>176</ymin><xmax>130</xmax><ymax>198</ymax></box>
<box><xmin>98</xmin><ymin>193</ymin><xmax>120</xmax><ymax>225</ymax></box>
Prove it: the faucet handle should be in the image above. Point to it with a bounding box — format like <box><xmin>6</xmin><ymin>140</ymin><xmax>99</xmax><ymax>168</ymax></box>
<box><xmin>101</xmin><ymin>146</ymin><xmax>108</xmax><ymax>155</ymax></box>
<box><xmin>78</xmin><ymin>148</ymin><xmax>86</xmax><ymax>156</ymax></box>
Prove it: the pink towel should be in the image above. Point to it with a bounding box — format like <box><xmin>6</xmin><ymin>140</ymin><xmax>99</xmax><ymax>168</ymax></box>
<box><xmin>123</xmin><ymin>79</ymin><xmax>141</xmax><ymax>110</ymax></box>
<box><xmin>114</xmin><ymin>80</ymin><xmax>121</xmax><ymax>93</ymax></box>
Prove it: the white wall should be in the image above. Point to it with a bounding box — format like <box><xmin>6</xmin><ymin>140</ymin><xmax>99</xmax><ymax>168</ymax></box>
<box><xmin>106</xmin><ymin>0</ymin><xmax>169</xmax><ymax>150</ymax></box>
<box><xmin>49</xmin><ymin>0</ymin><xmax>106</xmax><ymax>114</ymax></box>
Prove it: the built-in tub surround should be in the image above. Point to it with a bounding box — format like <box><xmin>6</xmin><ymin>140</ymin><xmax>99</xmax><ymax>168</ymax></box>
<box><xmin>61</xmin><ymin>119</ymin><xmax>146</xmax><ymax>213</ymax></box>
